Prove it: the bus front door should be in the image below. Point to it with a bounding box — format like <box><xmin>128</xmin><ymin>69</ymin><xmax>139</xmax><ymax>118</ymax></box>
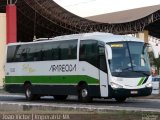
<box><xmin>99</xmin><ymin>70</ymin><xmax>108</xmax><ymax>97</ymax></box>
<box><xmin>99</xmin><ymin>46</ymin><xmax>108</xmax><ymax>97</ymax></box>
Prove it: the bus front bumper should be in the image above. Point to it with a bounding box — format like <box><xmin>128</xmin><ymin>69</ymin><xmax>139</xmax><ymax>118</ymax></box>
<box><xmin>109</xmin><ymin>86</ymin><xmax>152</xmax><ymax>98</ymax></box>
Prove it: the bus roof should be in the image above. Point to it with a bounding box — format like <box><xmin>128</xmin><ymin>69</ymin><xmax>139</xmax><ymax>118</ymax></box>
<box><xmin>7</xmin><ymin>32</ymin><xmax>143</xmax><ymax>46</ymax></box>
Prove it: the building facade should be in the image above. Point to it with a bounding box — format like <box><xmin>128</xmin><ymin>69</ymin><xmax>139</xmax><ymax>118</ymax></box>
<box><xmin>0</xmin><ymin>13</ymin><xmax>6</xmax><ymax>88</ymax></box>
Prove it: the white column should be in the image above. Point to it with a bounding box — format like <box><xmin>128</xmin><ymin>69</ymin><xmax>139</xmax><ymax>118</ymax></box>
<box><xmin>0</xmin><ymin>13</ymin><xmax>6</xmax><ymax>88</ymax></box>
<box><xmin>136</xmin><ymin>30</ymin><xmax>149</xmax><ymax>43</ymax></box>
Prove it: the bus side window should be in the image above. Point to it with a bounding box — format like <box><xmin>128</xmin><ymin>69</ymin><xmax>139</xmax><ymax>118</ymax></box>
<box><xmin>13</xmin><ymin>45</ymin><xmax>22</xmax><ymax>62</ymax></box>
<box><xmin>21</xmin><ymin>52</ymin><xmax>27</xmax><ymax>62</ymax></box>
<box><xmin>60</xmin><ymin>40</ymin><xmax>77</xmax><ymax>60</ymax></box>
<box><xmin>15</xmin><ymin>45</ymin><xmax>27</xmax><ymax>62</ymax></box>
<box><xmin>99</xmin><ymin>45</ymin><xmax>107</xmax><ymax>73</ymax></box>
<box><xmin>79</xmin><ymin>40</ymin><xmax>98</xmax><ymax>68</ymax></box>
<box><xmin>7</xmin><ymin>45</ymin><xmax>18</xmax><ymax>62</ymax></box>
<box><xmin>79</xmin><ymin>44</ymin><xmax>86</xmax><ymax>60</ymax></box>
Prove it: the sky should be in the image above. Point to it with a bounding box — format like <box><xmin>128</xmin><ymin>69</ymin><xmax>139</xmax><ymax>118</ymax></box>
<box><xmin>54</xmin><ymin>0</ymin><xmax>160</xmax><ymax>17</ymax></box>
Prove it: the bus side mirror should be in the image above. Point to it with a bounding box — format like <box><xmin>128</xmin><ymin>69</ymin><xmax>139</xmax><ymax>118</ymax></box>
<box><xmin>105</xmin><ymin>44</ymin><xmax>112</xmax><ymax>60</ymax></box>
<box><xmin>148</xmin><ymin>44</ymin><xmax>159</xmax><ymax>59</ymax></box>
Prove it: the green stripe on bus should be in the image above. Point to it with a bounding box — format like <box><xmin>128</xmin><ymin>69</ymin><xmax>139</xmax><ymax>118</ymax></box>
<box><xmin>137</xmin><ymin>77</ymin><xmax>145</xmax><ymax>86</ymax></box>
<box><xmin>5</xmin><ymin>75</ymin><xmax>99</xmax><ymax>85</ymax></box>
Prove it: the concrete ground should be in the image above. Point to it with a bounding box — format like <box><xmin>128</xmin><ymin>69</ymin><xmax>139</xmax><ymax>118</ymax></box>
<box><xmin>0</xmin><ymin>89</ymin><xmax>160</xmax><ymax>120</ymax></box>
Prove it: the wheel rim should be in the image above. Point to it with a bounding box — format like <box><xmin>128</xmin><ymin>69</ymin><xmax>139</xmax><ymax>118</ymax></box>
<box><xmin>81</xmin><ymin>89</ymin><xmax>88</xmax><ymax>98</ymax></box>
<box><xmin>26</xmin><ymin>88</ymin><xmax>31</xmax><ymax>98</ymax></box>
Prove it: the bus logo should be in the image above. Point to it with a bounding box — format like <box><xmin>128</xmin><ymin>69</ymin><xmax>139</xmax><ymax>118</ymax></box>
<box><xmin>49</xmin><ymin>64</ymin><xmax>76</xmax><ymax>72</ymax></box>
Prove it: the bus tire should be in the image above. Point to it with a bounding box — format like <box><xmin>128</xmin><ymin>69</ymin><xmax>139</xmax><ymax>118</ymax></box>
<box><xmin>78</xmin><ymin>84</ymin><xmax>92</xmax><ymax>103</ymax></box>
<box><xmin>24</xmin><ymin>84</ymin><xmax>35</xmax><ymax>101</ymax></box>
<box><xmin>115</xmin><ymin>97</ymin><xmax>126</xmax><ymax>103</ymax></box>
<box><xmin>54</xmin><ymin>95</ymin><xmax>68</xmax><ymax>101</ymax></box>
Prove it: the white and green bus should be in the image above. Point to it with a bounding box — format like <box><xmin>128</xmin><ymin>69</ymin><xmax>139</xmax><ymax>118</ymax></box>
<box><xmin>5</xmin><ymin>32</ymin><xmax>158</xmax><ymax>102</ymax></box>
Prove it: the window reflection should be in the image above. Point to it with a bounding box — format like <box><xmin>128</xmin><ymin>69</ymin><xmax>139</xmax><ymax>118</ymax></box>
<box><xmin>108</xmin><ymin>42</ymin><xmax>151</xmax><ymax>77</ymax></box>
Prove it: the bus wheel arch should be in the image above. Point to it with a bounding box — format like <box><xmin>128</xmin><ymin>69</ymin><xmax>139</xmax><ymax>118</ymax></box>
<box><xmin>24</xmin><ymin>81</ymin><xmax>31</xmax><ymax>87</ymax></box>
<box><xmin>77</xmin><ymin>81</ymin><xmax>92</xmax><ymax>102</ymax></box>
<box><xmin>24</xmin><ymin>81</ymin><xmax>35</xmax><ymax>101</ymax></box>
<box><xmin>77</xmin><ymin>81</ymin><xmax>87</xmax><ymax>88</ymax></box>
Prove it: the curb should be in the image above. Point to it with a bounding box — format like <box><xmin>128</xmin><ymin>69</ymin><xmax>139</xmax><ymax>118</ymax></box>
<box><xmin>0</xmin><ymin>100</ymin><xmax>160</xmax><ymax>113</ymax></box>
<box><xmin>0</xmin><ymin>94</ymin><xmax>160</xmax><ymax>113</ymax></box>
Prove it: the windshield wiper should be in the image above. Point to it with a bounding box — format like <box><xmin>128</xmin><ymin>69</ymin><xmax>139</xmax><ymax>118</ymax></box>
<box><xmin>122</xmin><ymin>66</ymin><xmax>136</xmax><ymax>71</ymax></box>
<box><xmin>121</xmin><ymin>67</ymin><xmax>150</xmax><ymax>76</ymax></box>
<box><xmin>132</xmin><ymin>71</ymin><xmax>150</xmax><ymax>76</ymax></box>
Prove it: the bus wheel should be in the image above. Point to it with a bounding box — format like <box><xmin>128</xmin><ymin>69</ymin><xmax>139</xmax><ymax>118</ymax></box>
<box><xmin>78</xmin><ymin>84</ymin><xmax>92</xmax><ymax>102</ymax></box>
<box><xmin>54</xmin><ymin>95</ymin><xmax>68</xmax><ymax>101</ymax></box>
<box><xmin>24</xmin><ymin>84</ymin><xmax>35</xmax><ymax>101</ymax></box>
<box><xmin>115</xmin><ymin>97</ymin><xmax>126</xmax><ymax>103</ymax></box>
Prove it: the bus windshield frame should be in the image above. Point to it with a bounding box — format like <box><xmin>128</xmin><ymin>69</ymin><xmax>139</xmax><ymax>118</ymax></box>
<box><xmin>108</xmin><ymin>41</ymin><xmax>151</xmax><ymax>78</ymax></box>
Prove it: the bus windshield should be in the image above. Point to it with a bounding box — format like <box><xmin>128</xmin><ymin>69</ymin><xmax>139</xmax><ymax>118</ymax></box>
<box><xmin>108</xmin><ymin>42</ymin><xmax>151</xmax><ymax>77</ymax></box>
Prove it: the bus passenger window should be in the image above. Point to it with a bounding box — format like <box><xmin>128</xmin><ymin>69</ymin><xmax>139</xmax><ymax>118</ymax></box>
<box><xmin>80</xmin><ymin>40</ymin><xmax>98</xmax><ymax>68</ymax></box>
<box><xmin>60</xmin><ymin>40</ymin><xmax>77</xmax><ymax>60</ymax></box>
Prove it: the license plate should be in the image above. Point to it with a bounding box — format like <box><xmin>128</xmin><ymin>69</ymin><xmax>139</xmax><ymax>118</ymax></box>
<box><xmin>131</xmin><ymin>91</ymin><xmax>138</xmax><ymax>94</ymax></box>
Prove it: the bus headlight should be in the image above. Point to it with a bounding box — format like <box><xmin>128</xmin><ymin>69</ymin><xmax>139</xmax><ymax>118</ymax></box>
<box><xmin>145</xmin><ymin>83</ymin><xmax>152</xmax><ymax>88</ymax></box>
<box><xmin>110</xmin><ymin>82</ymin><xmax>123</xmax><ymax>89</ymax></box>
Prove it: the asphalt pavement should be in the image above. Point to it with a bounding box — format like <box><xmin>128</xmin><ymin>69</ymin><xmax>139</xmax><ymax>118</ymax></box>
<box><xmin>0</xmin><ymin>94</ymin><xmax>160</xmax><ymax>113</ymax></box>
